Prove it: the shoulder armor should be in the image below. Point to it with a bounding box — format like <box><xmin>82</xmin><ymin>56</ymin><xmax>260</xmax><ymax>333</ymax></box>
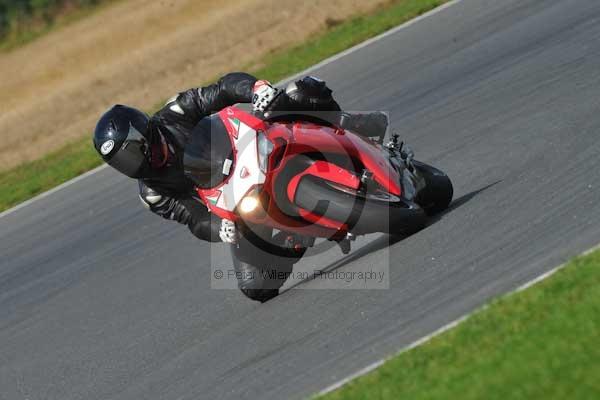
<box><xmin>165</xmin><ymin>94</ymin><xmax>185</xmax><ymax>115</ymax></box>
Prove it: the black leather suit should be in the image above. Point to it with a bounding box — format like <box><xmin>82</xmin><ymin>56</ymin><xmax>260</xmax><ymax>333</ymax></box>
<box><xmin>138</xmin><ymin>72</ymin><xmax>257</xmax><ymax>241</ymax></box>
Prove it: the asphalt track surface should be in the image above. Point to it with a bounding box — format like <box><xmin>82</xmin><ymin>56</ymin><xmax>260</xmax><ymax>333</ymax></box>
<box><xmin>2</xmin><ymin>0</ymin><xmax>600</xmax><ymax>398</ymax></box>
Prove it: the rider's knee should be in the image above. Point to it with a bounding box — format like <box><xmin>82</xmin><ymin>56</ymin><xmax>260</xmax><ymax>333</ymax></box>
<box><xmin>234</xmin><ymin>261</ymin><xmax>292</xmax><ymax>302</ymax></box>
<box><xmin>239</xmin><ymin>288</ymin><xmax>279</xmax><ymax>303</ymax></box>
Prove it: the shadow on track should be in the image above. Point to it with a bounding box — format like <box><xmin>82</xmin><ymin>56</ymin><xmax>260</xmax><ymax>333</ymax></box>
<box><xmin>279</xmin><ymin>181</ymin><xmax>501</xmax><ymax>294</ymax></box>
<box><xmin>427</xmin><ymin>180</ymin><xmax>501</xmax><ymax>225</ymax></box>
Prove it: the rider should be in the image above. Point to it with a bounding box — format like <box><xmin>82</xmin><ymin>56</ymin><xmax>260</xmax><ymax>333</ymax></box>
<box><xmin>93</xmin><ymin>72</ymin><xmax>387</xmax><ymax>301</ymax></box>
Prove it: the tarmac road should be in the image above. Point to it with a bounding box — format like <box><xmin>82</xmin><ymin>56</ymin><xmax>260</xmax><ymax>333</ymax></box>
<box><xmin>2</xmin><ymin>0</ymin><xmax>600</xmax><ymax>398</ymax></box>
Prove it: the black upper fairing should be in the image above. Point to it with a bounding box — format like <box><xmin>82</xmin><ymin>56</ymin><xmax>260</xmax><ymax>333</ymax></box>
<box><xmin>183</xmin><ymin>114</ymin><xmax>233</xmax><ymax>189</ymax></box>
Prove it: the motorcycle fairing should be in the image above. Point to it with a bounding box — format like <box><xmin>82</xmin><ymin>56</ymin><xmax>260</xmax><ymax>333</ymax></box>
<box><xmin>196</xmin><ymin>109</ymin><xmax>266</xmax><ymax>221</ymax></box>
<box><xmin>196</xmin><ymin>107</ymin><xmax>402</xmax><ymax>236</ymax></box>
<box><xmin>271</xmin><ymin>122</ymin><xmax>402</xmax><ymax>204</ymax></box>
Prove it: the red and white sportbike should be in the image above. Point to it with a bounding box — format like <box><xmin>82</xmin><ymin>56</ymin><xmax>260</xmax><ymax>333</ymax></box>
<box><xmin>183</xmin><ymin>106</ymin><xmax>453</xmax><ymax>284</ymax></box>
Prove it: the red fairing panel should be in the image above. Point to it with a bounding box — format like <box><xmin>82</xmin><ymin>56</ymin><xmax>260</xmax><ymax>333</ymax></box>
<box><xmin>223</xmin><ymin>106</ymin><xmax>265</xmax><ymax>130</ymax></box>
<box><xmin>195</xmin><ymin>107</ymin><xmax>266</xmax><ymax>221</ymax></box>
<box><xmin>286</xmin><ymin>160</ymin><xmax>360</xmax><ymax>203</ymax></box>
<box><xmin>285</xmin><ymin>160</ymin><xmax>360</xmax><ymax>231</ymax></box>
<box><xmin>195</xmin><ymin>107</ymin><xmax>400</xmax><ymax>236</ymax></box>
<box><xmin>285</xmin><ymin>123</ymin><xmax>401</xmax><ymax>196</ymax></box>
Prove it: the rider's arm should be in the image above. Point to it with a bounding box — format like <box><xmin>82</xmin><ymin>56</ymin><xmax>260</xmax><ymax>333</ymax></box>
<box><xmin>155</xmin><ymin>72</ymin><xmax>257</xmax><ymax>130</ymax></box>
<box><xmin>138</xmin><ymin>181</ymin><xmax>221</xmax><ymax>242</ymax></box>
<box><xmin>192</xmin><ymin>72</ymin><xmax>257</xmax><ymax>114</ymax></box>
<box><xmin>138</xmin><ymin>180</ymin><xmax>193</xmax><ymax>224</ymax></box>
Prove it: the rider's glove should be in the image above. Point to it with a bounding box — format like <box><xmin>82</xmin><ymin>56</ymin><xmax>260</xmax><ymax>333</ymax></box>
<box><xmin>252</xmin><ymin>80</ymin><xmax>279</xmax><ymax>113</ymax></box>
<box><xmin>139</xmin><ymin>181</ymin><xmax>222</xmax><ymax>243</ymax></box>
<box><xmin>138</xmin><ymin>181</ymin><xmax>192</xmax><ymax>224</ymax></box>
<box><xmin>219</xmin><ymin>219</ymin><xmax>238</xmax><ymax>244</ymax></box>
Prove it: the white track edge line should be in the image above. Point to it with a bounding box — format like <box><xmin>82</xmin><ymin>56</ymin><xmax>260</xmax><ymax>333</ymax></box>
<box><xmin>317</xmin><ymin>240</ymin><xmax>600</xmax><ymax>397</ymax></box>
<box><xmin>0</xmin><ymin>164</ymin><xmax>108</xmax><ymax>219</ymax></box>
<box><xmin>1</xmin><ymin>0</ymin><xmax>462</xmax><ymax>220</ymax></box>
<box><xmin>318</xmin><ymin>315</ymin><xmax>468</xmax><ymax>395</ymax></box>
<box><xmin>285</xmin><ymin>0</ymin><xmax>463</xmax><ymax>83</ymax></box>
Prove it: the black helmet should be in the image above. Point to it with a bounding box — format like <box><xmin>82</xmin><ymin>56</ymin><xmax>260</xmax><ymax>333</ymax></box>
<box><xmin>93</xmin><ymin>105</ymin><xmax>151</xmax><ymax>178</ymax></box>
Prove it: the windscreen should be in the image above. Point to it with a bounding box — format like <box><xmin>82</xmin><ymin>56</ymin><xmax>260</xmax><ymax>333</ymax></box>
<box><xmin>183</xmin><ymin>114</ymin><xmax>233</xmax><ymax>189</ymax></box>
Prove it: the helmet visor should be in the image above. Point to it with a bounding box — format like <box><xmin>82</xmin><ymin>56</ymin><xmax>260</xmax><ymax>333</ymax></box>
<box><xmin>106</xmin><ymin>124</ymin><xmax>149</xmax><ymax>178</ymax></box>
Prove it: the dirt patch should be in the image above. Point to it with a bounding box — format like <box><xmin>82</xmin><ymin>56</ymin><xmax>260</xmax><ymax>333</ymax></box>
<box><xmin>0</xmin><ymin>0</ymin><xmax>386</xmax><ymax>171</ymax></box>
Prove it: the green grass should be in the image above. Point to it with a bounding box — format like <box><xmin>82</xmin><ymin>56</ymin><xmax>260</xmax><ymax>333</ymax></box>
<box><xmin>0</xmin><ymin>136</ymin><xmax>102</xmax><ymax>209</ymax></box>
<box><xmin>0</xmin><ymin>0</ymin><xmax>449</xmax><ymax>212</ymax></box>
<box><xmin>0</xmin><ymin>1</ymin><xmax>116</xmax><ymax>52</ymax></box>
<box><xmin>319</xmin><ymin>250</ymin><xmax>600</xmax><ymax>400</ymax></box>
<box><xmin>251</xmin><ymin>0</ymin><xmax>449</xmax><ymax>82</ymax></box>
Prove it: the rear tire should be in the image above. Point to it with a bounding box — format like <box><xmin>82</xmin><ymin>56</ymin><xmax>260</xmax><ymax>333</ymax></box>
<box><xmin>413</xmin><ymin>161</ymin><xmax>453</xmax><ymax>216</ymax></box>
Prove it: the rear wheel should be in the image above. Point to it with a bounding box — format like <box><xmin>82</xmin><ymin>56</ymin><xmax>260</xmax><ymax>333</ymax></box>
<box><xmin>413</xmin><ymin>161</ymin><xmax>453</xmax><ymax>216</ymax></box>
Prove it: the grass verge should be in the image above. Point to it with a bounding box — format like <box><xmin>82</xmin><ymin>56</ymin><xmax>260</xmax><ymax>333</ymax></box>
<box><xmin>0</xmin><ymin>136</ymin><xmax>100</xmax><ymax>210</ymax></box>
<box><xmin>0</xmin><ymin>1</ymin><xmax>119</xmax><ymax>52</ymax></box>
<box><xmin>0</xmin><ymin>0</ymin><xmax>449</xmax><ymax>213</ymax></box>
<box><xmin>319</xmin><ymin>249</ymin><xmax>600</xmax><ymax>400</ymax></box>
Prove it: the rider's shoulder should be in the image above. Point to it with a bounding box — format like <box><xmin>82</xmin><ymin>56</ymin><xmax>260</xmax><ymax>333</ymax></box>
<box><xmin>157</xmin><ymin>91</ymin><xmax>192</xmax><ymax>117</ymax></box>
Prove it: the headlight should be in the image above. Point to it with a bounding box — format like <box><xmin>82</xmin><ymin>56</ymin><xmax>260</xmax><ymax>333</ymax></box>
<box><xmin>257</xmin><ymin>131</ymin><xmax>274</xmax><ymax>173</ymax></box>
<box><xmin>239</xmin><ymin>195</ymin><xmax>260</xmax><ymax>214</ymax></box>
<box><xmin>238</xmin><ymin>187</ymin><xmax>268</xmax><ymax>218</ymax></box>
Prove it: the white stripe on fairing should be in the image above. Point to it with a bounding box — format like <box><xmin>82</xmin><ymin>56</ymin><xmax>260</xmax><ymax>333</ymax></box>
<box><xmin>317</xmin><ymin>240</ymin><xmax>600</xmax><ymax>397</ymax></box>
<box><xmin>0</xmin><ymin>0</ymin><xmax>463</xmax><ymax>219</ymax></box>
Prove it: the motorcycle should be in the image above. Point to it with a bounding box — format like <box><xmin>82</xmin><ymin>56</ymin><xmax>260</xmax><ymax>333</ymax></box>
<box><xmin>183</xmin><ymin>106</ymin><xmax>453</xmax><ymax>300</ymax></box>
